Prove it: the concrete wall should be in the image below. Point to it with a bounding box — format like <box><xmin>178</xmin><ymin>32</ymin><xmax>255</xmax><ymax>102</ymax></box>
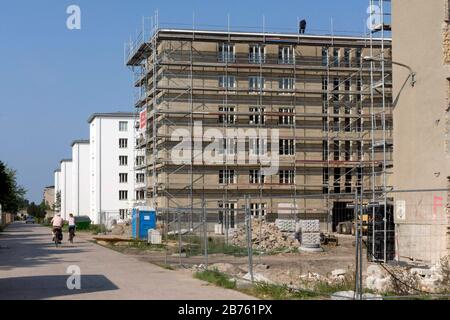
<box><xmin>72</xmin><ymin>142</ymin><xmax>90</xmax><ymax>217</ymax></box>
<box><xmin>60</xmin><ymin>161</ymin><xmax>73</xmax><ymax>220</ymax></box>
<box><xmin>392</xmin><ymin>0</ymin><xmax>450</xmax><ymax>263</ymax></box>
<box><xmin>54</xmin><ymin>171</ymin><xmax>60</xmax><ymax>211</ymax></box>
<box><xmin>89</xmin><ymin>116</ymin><xmax>137</xmax><ymax>224</ymax></box>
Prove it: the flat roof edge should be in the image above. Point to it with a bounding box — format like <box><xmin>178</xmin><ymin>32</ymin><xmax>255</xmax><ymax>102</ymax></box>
<box><xmin>87</xmin><ymin>112</ymin><xmax>136</xmax><ymax>123</ymax></box>
<box><xmin>156</xmin><ymin>28</ymin><xmax>392</xmax><ymax>42</ymax></box>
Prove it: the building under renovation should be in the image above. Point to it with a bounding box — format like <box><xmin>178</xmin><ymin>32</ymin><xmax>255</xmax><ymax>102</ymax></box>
<box><xmin>126</xmin><ymin>21</ymin><xmax>393</xmax><ymax>251</ymax></box>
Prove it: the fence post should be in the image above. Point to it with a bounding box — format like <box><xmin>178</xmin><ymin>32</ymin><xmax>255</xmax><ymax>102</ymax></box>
<box><xmin>354</xmin><ymin>189</ymin><xmax>360</xmax><ymax>300</ymax></box>
<box><xmin>177</xmin><ymin>210</ymin><xmax>182</xmax><ymax>266</ymax></box>
<box><xmin>203</xmin><ymin>199</ymin><xmax>208</xmax><ymax>270</ymax></box>
<box><xmin>245</xmin><ymin>195</ymin><xmax>254</xmax><ymax>283</ymax></box>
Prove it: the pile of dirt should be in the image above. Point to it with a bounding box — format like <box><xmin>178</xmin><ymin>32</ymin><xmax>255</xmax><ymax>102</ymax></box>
<box><xmin>231</xmin><ymin>219</ymin><xmax>298</xmax><ymax>251</ymax></box>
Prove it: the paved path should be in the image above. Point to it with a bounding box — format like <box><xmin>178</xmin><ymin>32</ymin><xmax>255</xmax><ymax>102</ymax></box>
<box><xmin>0</xmin><ymin>223</ymin><xmax>254</xmax><ymax>300</ymax></box>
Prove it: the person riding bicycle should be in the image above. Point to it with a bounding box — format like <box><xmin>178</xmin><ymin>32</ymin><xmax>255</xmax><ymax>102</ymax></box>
<box><xmin>51</xmin><ymin>213</ymin><xmax>64</xmax><ymax>242</ymax></box>
<box><xmin>68</xmin><ymin>213</ymin><xmax>76</xmax><ymax>241</ymax></box>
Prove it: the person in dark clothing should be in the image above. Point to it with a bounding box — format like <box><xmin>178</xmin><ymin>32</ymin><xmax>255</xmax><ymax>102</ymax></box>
<box><xmin>299</xmin><ymin>19</ymin><xmax>307</xmax><ymax>34</ymax></box>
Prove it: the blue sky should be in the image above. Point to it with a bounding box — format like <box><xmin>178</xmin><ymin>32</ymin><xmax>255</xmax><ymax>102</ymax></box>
<box><xmin>0</xmin><ymin>0</ymin><xmax>370</xmax><ymax>203</ymax></box>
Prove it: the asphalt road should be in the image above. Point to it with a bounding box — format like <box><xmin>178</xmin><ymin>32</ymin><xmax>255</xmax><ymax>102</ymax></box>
<box><xmin>0</xmin><ymin>223</ymin><xmax>254</xmax><ymax>300</ymax></box>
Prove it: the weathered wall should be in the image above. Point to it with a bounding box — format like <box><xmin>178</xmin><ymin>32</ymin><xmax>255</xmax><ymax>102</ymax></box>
<box><xmin>392</xmin><ymin>0</ymin><xmax>450</xmax><ymax>264</ymax></box>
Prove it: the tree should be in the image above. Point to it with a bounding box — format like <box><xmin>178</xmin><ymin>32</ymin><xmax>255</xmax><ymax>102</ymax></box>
<box><xmin>0</xmin><ymin>161</ymin><xmax>27</xmax><ymax>213</ymax></box>
<box><xmin>27</xmin><ymin>201</ymin><xmax>46</xmax><ymax>219</ymax></box>
<box><xmin>53</xmin><ymin>191</ymin><xmax>61</xmax><ymax>212</ymax></box>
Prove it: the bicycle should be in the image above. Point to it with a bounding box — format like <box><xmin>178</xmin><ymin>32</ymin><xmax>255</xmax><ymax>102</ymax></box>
<box><xmin>53</xmin><ymin>227</ymin><xmax>63</xmax><ymax>247</ymax></box>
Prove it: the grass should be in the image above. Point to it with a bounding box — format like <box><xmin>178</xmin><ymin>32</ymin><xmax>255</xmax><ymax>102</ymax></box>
<box><xmin>194</xmin><ymin>269</ymin><xmax>237</xmax><ymax>289</ymax></box>
<box><xmin>195</xmin><ymin>269</ymin><xmax>326</xmax><ymax>300</ymax></box>
<box><xmin>241</xmin><ymin>282</ymin><xmax>322</xmax><ymax>300</ymax></box>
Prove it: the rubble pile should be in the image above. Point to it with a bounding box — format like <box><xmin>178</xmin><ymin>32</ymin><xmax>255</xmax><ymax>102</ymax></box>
<box><xmin>231</xmin><ymin>219</ymin><xmax>298</xmax><ymax>251</ymax></box>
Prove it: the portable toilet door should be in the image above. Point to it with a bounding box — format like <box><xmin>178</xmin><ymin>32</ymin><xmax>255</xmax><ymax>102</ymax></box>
<box><xmin>138</xmin><ymin>210</ymin><xmax>156</xmax><ymax>240</ymax></box>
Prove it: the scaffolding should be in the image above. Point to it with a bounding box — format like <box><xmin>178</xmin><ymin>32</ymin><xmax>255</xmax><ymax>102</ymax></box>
<box><xmin>125</xmin><ymin>13</ymin><xmax>393</xmax><ymax>253</ymax></box>
<box><xmin>367</xmin><ymin>0</ymin><xmax>393</xmax><ymax>263</ymax></box>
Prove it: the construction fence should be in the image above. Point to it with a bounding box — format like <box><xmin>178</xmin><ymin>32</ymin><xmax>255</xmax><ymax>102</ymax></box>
<box><xmin>97</xmin><ymin>189</ymin><xmax>449</xmax><ymax>298</ymax></box>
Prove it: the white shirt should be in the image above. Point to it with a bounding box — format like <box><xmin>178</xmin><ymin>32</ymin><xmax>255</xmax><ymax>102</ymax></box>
<box><xmin>52</xmin><ymin>216</ymin><xmax>64</xmax><ymax>227</ymax></box>
<box><xmin>68</xmin><ymin>217</ymin><xmax>76</xmax><ymax>226</ymax></box>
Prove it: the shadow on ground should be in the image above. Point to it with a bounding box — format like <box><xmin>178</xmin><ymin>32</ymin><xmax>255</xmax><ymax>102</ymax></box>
<box><xmin>0</xmin><ymin>275</ymin><xmax>119</xmax><ymax>300</ymax></box>
<box><xmin>0</xmin><ymin>223</ymin><xmax>89</xmax><ymax>271</ymax></box>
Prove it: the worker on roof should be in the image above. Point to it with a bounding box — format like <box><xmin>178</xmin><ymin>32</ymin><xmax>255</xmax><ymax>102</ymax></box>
<box><xmin>299</xmin><ymin>19</ymin><xmax>307</xmax><ymax>34</ymax></box>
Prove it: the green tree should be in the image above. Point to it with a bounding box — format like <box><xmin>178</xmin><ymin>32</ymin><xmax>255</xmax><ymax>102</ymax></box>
<box><xmin>27</xmin><ymin>201</ymin><xmax>46</xmax><ymax>219</ymax></box>
<box><xmin>52</xmin><ymin>191</ymin><xmax>61</xmax><ymax>212</ymax></box>
<box><xmin>0</xmin><ymin>161</ymin><xmax>27</xmax><ymax>213</ymax></box>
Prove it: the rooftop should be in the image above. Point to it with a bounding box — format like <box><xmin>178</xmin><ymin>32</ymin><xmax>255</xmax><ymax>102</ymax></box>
<box><xmin>87</xmin><ymin>112</ymin><xmax>136</xmax><ymax>123</ymax></box>
<box><xmin>71</xmin><ymin>139</ymin><xmax>90</xmax><ymax>147</ymax></box>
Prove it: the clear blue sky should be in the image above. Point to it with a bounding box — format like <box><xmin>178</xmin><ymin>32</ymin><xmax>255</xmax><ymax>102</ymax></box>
<box><xmin>0</xmin><ymin>0</ymin><xmax>370</xmax><ymax>203</ymax></box>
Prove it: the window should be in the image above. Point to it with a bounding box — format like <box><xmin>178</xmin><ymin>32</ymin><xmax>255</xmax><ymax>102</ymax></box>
<box><xmin>218</xmin><ymin>43</ymin><xmax>235</xmax><ymax>63</ymax></box>
<box><xmin>119</xmin><ymin>121</ymin><xmax>128</xmax><ymax>132</ymax></box>
<box><xmin>279</xmin><ymin>46</ymin><xmax>294</xmax><ymax>64</ymax></box>
<box><xmin>136</xmin><ymin>190</ymin><xmax>145</xmax><ymax>201</ymax></box>
<box><xmin>333</xmin><ymin>78</ymin><xmax>340</xmax><ymax>101</ymax></box>
<box><xmin>218</xmin><ymin>138</ymin><xmax>236</xmax><ymax>156</ymax></box>
<box><xmin>322</xmin><ymin>47</ymin><xmax>328</xmax><ymax>66</ymax></box>
<box><xmin>249</xmin><ymin>45</ymin><xmax>265</xmax><ymax>64</ymax></box>
<box><xmin>218</xmin><ymin>202</ymin><xmax>236</xmax><ymax>228</ymax></box>
<box><xmin>344</xmin><ymin>48</ymin><xmax>350</xmax><ymax>67</ymax></box>
<box><xmin>119</xmin><ymin>156</ymin><xmax>128</xmax><ymax>166</ymax></box>
<box><xmin>249</xmin><ymin>107</ymin><xmax>265</xmax><ymax>125</ymax></box>
<box><xmin>136</xmin><ymin>156</ymin><xmax>145</xmax><ymax>166</ymax></box>
<box><xmin>279</xmin><ymin>108</ymin><xmax>294</xmax><ymax>125</ymax></box>
<box><xmin>250</xmin><ymin>203</ymin><xmax>267</xmax><ymax>217</ymax></box>
<box><xmin>279</xmin><ymin>170</ymin><xmax>295</xmax><ymax>184</ymax></box>
<box><xmin>119</xmin><ymin>190</ymin><xmax>128</xmax><ymax>201</ymax></box>
<box><xmin>334</xmin><ymin>141</ymin><xmax>340</xmax><ymax>161</ymax></box>
<box><xmin>119</xmin><ymin>209</ymin><xmax>128</xmax><ymax>219</ymax></box>
<box><xmin>219</xmin><ymin>169</ymin><xmax>236</xmax><ymax>184</ymax></box>
<box><xmin>249</xmin><ymin>76</ymin><xmax>265</xmax><ymax>92</ymax></box>
<box><xmin>332</xmin><ymin>48</ymin><xmax>340</xmax><ymax>67</ymax></box>
<box><xmin>119</xmin><ymin>173</ymin><xmax>128</xmax><ymax>183</ymax></box>
<box><xmin>355</xmin><ymin>48</ymin><xmax>362</xmax><ymax>67</ymax></box>
<box><xmin>219</xmin><ymin>76</ymin><xmax>236</xmax><ymax>89</ymax></box>
<box><xmin>279</xmin><ymin>78</ymin><xmax>294</xmax><ymax>91</ymax></box>
<box><xmin>446</xmin><ymin>0</ymin><xmax>450</xmax><ymax>22</ymax></box>
<box><xmin>136</xmin><ymin>173</ymin><xmax>145</xmax><ymax>183</ymax></box>
<box><xmin>249</xmin><ymin>138</ymin><xmax>267</xmax><ymax>156</ymax></box>
<box><xmin>119</xmin><ymin>138</ymin><xmax>128</xmax><ymax>149</ymax></box>
<box><xmin>345</xmin><ymin>168</ymin><xmax>352</xmax><ymax>193</ymax></box>
<box><xmin>344</xmin><ymin>141</ymin><xmax>351</xmax><ymax>161</ymax></box>
<box><xmin>249</xmin><ymin>170</ymin><xmax>265</xmax><ymax>184</ymax></box>
<box><xmin>334</xmin><ymin>168</ymin><xmax>341</xmax><ymax>194</ymax></box>
<box><xmin>218</xmin><ymin>106</ymin><xmax>236</xmax><ymax>124</ymax></box>
<box><xmin>279</xmin><ymin>139</ymin><xmax>295</xmax><ymax>155</ymax></box>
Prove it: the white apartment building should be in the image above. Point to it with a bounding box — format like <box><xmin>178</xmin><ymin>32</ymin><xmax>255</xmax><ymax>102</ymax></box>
<box><xmin>54</xmin><ymin>169</ymin><xmax>61</xmax><ymax>212</ymax></box>
<box><xmin>71</xmin><ymin>140</ymin><xmax>90</xmax><ymax>217</ymax></box>
<box><xmin>88</xmin><ymin>112</ymin><xmax>144</xmax><ymax>224</ymax></box>
<box><xmin>60</xmin><ymin>159</ymin><xmax>73</xmax><ymax>219</ymax></box>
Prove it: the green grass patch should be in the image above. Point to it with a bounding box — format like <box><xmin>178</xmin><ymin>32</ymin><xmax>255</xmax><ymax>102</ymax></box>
<box><xmin>241</xmin><ymin>282</ymin><xmax>321</xmax><ymax>300</ymax></box>
<box><xmin>195</xmin><ymin>269</ymin><xmax>237</xmax><ymax>289</ymax></box>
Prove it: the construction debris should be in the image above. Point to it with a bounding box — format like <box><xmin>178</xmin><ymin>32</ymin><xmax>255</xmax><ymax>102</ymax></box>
<box><xmin>231</xmin><ymin>219</ymin><xmax>298</xmax><ymax>251</ymax></box>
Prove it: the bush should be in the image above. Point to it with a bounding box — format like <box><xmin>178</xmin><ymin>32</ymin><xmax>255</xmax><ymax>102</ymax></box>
<box><xmin>195</xmin><ymin>269</ymin><xmax>236</xmax><ymax>289</ymax></box>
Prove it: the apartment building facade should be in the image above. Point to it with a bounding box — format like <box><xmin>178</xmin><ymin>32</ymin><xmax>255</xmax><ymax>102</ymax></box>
<box><xmin>60</xmin><ymin>159</ymin><xmax>73</xmax><ymax>219</ymax></box>
<box><xmin>392</xmin><ymin>0</ymin><xmax>450</xmax><ymax>263</ymax></box>
<box><xmin>88</xmin><ymin>112</ymin><xmax>145</xmax><ymax>224</ymax></box>
<box><xmin>127</xmin><ymin>29</ymin><xmax>392</xmax><ymax>232</ymax></box>
<box><xmin>54</xmin><ymin>169</ymin><xmax>61</xmax><ymax>212</ymax></box>
<box><xmin>71</xmin><ymin>140</ymin><xmax>90</xmax><ymax>217</ymax></box>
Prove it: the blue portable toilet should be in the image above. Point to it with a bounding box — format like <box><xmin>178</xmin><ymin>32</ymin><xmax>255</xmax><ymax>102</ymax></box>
<box><xmin>132</xmin><ymin>207</ymin><xmax>156</xmax><ymax>240</ymax></box>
